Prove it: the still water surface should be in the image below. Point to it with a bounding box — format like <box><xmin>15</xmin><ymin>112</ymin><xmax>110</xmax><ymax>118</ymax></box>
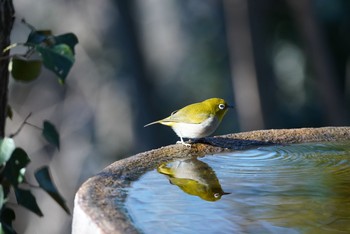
<box><xmin>125</xmin><ymin>142</ymin><xmax>350</xmax><ymax>234</ymax></box>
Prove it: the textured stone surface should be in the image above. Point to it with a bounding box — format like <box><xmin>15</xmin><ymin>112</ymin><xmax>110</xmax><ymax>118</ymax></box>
<box><xmin>72</xmin><ymin>127</ymin><xmax>350</xmax><ymax>234</ymax></box>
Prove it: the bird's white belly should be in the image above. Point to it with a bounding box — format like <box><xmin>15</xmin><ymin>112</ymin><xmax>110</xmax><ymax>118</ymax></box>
<box><xmin>171</xmin><ymin>116</ymin><xmax>220</xmax><ymax>139</ymax></box>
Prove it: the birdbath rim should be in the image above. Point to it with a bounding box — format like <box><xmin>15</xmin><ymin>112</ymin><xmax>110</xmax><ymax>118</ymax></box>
<box><xmin>72</xmin><ymin>126</ymin><xmax>350</xmax><ymax>234</ymax></box>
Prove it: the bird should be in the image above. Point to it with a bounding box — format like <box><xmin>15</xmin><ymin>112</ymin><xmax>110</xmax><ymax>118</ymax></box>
<box><xmin>144</xmin><ymin>98</ymin><xmax>233</xmax><ymax>146</ymax></box>
<box><xmin>157</xmin><ymin>158</ymin><xmax>230</xmax><ymax>201</ymax></box>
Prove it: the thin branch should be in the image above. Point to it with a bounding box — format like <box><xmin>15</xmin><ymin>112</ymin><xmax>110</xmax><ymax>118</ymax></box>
<box><xmin>9</xmin><ymin>113</ymin><xmax>33</xmax><ymax>138</ymax></box>
<box><xmin>25</xmin><ymin>122</ymin><xmax>42</xmax><ymax>131</ymax></box>
<box><xmin>2</xmin><ymin>43</ymin><xmax>18</xmax><ymax>53</ymax></box>
<box><xmin>21</xmin><ymin>18</ymin><xmax>36</xmax><ymax>31</ymax></box>
<box><xmin>0</xmin><ymin>53</ymin><xmax>25</xmax><ymax>61</ymax></box>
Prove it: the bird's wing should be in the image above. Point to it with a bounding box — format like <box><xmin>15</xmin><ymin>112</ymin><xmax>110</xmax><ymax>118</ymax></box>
<box><xmin>163</xmin><ymin>104</ymin><xmax>212</xmax><ymax>124</ymax></box>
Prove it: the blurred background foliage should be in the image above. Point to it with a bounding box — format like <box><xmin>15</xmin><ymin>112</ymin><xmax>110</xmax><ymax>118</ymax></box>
<box><xmin>4</xmin><ymin>0</ymin><xmax>350</xmax><ymax>233</ymax></box>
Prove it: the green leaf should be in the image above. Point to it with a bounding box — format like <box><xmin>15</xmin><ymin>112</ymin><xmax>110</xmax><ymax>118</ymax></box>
<box><xmin>52</xmin><ymin>44</ymin><xmax>75</xmax><ymax>63</ymax></box>
<box><xmin>0</xmin><ymin>207</ymin><xmax>16</xmax><ymax>234</ymax></box>
<box><xmin>54</xmin><ymin>33</ymin><xmax>78</xmax><ymax>54</ymax></box>
<box><xmin>26</xmin><ymin>30</ymin><xmax>53</xmax><ymax>45</ymax></box>
<box><xmin>42</xmin><ymin>121</ymin><xmax>60</xmax><ymax>150</ymax></box>
<box><xmin>23</xmin><ymin>28</ymin><xmax>78</xmax><ymax>83</ymax></box>
<box><xmin>0</xmin><ymin>138</ymin><xmax>15</xmax><ymax>165</ymax></box>
<box><xmin>10</xmin><ymin>56</ymin><xmax>42</xmax><ymax>82</ymax></box>
<box><xmin>6</xmin><ymin>105</ymin><xmax>13</xmax><ymax>120</ymax></box>
<box><xmin>3</xmin><ymin>148</ymin><xmax>30</xmax><ymax>187</ymax></box>
<box><xmin>17</xmin><ymin>168</ymin><xmax>26</xmax><ymax>184</ymax></box>
<box><xmin>26</xmin><ymin>31</ymin><xmax>78</xmax><ymax>53</ymax></box>
<box><xmin>35</xmin><ymin>166</ymin><xmax>70</xmax><ymax>214</ymax></box>
<box><xmin>14</xmin><ymin>188</ymin><xmax>43</xmax><ymax>217</ymax></box>
<box><xmin>36</xmin><ymin>44</ymin><xmax>74</xmax><ymax>83</ymax></box>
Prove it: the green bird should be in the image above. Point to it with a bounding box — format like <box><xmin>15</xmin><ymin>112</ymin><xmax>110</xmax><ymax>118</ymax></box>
<box><xmin>144</xmin><ymin>98</ymin><xmax>233</xmax><ymax>145</ymax></box>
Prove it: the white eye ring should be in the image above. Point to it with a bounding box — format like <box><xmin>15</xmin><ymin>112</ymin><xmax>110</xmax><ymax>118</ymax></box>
<box><xmin>218</xmin><ymin>104</ymin><xmax>226</xmax><ymax>110</ymax></box>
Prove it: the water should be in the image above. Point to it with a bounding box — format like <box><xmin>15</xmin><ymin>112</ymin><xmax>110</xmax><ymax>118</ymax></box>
<box><xmin>124</xmin><ymin>142</ymin><xmax>350</xmax><ymax>234</ymax></box>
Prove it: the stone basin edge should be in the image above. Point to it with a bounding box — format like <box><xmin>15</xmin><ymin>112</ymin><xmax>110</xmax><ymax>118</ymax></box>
<box><xmin>72</xmin><ymin>126</ymin><xmax>350</xmax><ymax>234</ymax></box>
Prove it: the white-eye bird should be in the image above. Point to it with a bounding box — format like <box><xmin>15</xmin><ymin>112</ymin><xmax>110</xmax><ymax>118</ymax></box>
<box><xmin>144</xmin><ymin>98</ymin><xmax>233</xmax><ymax>145</ymax></box>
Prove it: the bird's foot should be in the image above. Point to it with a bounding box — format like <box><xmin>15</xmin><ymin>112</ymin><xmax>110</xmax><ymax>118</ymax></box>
<box><xmin>176</xmin><ymin>139</ymin><xmax>192</xmax><ymax>147</ymax></box>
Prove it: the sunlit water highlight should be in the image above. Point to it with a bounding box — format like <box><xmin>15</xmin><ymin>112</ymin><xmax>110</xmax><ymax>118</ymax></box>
<box><xmin>124</xmin><ymin>142</ymin><xmax>350</xmax><ymax>234</ymax></box>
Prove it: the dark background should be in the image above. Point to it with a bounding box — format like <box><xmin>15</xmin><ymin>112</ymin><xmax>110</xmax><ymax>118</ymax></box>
<box><xmin>7</xmin><ymin>0</ymin><xmax>350</xmax><ymax>233</ymax></box>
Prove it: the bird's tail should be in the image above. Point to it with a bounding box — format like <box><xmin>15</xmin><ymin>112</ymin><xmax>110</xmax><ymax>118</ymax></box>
<box><xmin>144</xmin><ymin>120</ymin><xmax>161</xmax><ymax>127</ymax></box>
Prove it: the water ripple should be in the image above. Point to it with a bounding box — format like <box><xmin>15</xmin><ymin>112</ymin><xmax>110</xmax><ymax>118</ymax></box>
<box><xmin>125</xmin><ymin>141</ymin><xmax>350</xmax><ymax>234</ymax></box>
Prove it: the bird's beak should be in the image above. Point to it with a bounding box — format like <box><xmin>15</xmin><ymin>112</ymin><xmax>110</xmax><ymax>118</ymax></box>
<box><xmin>227</xmin><ymin>104</ymin><xmax>234</xmax><ymax>109</ymax></box>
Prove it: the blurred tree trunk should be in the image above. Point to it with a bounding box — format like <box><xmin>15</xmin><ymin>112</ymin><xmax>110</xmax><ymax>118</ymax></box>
<box><xmin>286</xmin><ymin>0</ymin><xmax>348</xmax><ymax>125</ymax></box>
<box><xmin>248</xmin><ymin>0</ymin><xmax>282</xmax><ymax>128</ymax></box>
<box><xmin>0</xmin><ymin>0</ymin><xmax>15</xmax><ymax>138</ymax></box>
<box><xmin>115</xmin><ymin>0</ymin><xmax>157</xmax><ymax>150</ymax></box>
<box><xmin>223</xmin><ymin>0</ymin><xmax>265</xmax><ymax>131</ymax></box>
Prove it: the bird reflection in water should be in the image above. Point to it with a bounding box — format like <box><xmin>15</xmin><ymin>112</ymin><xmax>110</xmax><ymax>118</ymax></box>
<box><xmin>157</xmin><ymin>158</ymin><xmax>229</xmax><ymax>201</ymax></box>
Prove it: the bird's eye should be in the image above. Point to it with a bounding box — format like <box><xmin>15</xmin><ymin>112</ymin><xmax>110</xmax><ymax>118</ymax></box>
<box><xmin>218</xmin><ymin>104</ymin><xmax>226</xmax><ymax>110</ymax></box>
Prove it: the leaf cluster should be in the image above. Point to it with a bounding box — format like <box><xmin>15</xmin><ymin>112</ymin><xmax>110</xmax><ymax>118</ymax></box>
<box><xmin>8</xmin><ymin>20</ymin><xmax>78</xmax><ymax>84</ymax></box>
<box><xmin>0</xmin><ymin>122</ymin><xmax>69</xmax><ymax>233</ymax></box>
<box><xmin>0</xmin><ymin>20</ymin><xmax>78</xmax><ymax>234</ymax></box>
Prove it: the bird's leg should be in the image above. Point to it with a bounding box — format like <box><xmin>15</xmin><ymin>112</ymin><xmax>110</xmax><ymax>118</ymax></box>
<box><xmin>176</xmin><ymin>137</ymin><xmax>191</xmax><ymax>147</ymax></box>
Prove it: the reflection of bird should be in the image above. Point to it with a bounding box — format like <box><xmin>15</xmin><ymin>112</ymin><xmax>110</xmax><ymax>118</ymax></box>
<box><xmin>157</xmin><ymin>158</ymin><xmax>229</xmax><ymax>201</ymax></box>
<box><xmin>144</xmin><ymin>98</ymin><xmax>233</xmax><ymax>145</ymax></box>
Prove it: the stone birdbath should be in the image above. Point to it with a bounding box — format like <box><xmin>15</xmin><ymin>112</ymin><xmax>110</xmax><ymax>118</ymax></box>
<box><xmin>72</xmin><ymin>127</ymin><xmax>350</xmax><ymax>233</ymax></box>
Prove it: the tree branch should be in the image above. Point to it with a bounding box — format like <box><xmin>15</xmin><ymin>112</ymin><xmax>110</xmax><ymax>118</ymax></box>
<box><xmin>0</xmin><ymin>0</ymin><xmax>16</xmax><ymax>138</ymax></box>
